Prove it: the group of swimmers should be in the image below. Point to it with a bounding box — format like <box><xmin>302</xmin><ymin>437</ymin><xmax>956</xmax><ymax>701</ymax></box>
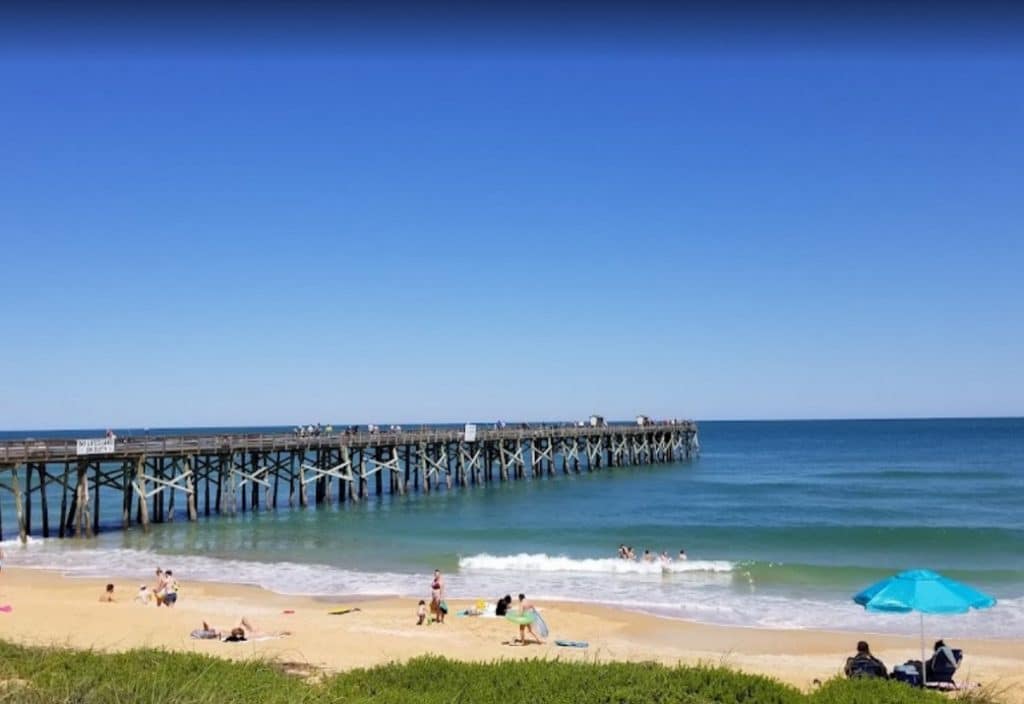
<box><xmin>618</xmin><ymin>545</ymin><xmax>687</xmax><ymax>563</ymax></box>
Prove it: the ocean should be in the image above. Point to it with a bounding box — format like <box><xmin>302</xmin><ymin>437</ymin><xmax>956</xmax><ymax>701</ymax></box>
<box><xmin>3</xmin><ymin>418</ymin><xmax>1022</xmax><ymax>638</ymax></box>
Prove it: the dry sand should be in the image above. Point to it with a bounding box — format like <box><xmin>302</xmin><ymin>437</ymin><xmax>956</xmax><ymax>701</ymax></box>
<box><xmin>1</xmin><ymin>567</ymin><xmax>1021</xmax><ymax>699</ymax></box>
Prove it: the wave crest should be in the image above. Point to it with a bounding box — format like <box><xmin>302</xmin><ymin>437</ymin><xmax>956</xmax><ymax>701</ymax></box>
<box><xmin>458</xmin><ymin>552</ymin><xmax>734</xmax><ymax>574</ymax></box>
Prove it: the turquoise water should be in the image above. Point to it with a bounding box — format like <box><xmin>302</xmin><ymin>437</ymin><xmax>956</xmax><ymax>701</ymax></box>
<box><xmin>5</xmin><ymin>418</ymin><xmax>1023</xmax><ymax>636</ymax></box>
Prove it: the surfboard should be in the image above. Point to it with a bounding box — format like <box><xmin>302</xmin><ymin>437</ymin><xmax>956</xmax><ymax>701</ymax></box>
<box><xmin>327</xmin><ymin>607</ymin><xmax>361</xmax><ymax>615</ymax></box>
<box><xmin>533</xmin><ymin>612</ymin><xmax>550</xmax><ymax>638</ymax></box>
<box><xmin>504</xmin><ymin>611</ymin><xmax>536</xmax><ymax>626</ymax></box>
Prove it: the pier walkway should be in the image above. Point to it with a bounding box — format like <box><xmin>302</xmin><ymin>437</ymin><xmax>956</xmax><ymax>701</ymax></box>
<box><xmin>0</xmin><ymin>421</ymin><xmax>698</xmax><ymax>543</ymax></box>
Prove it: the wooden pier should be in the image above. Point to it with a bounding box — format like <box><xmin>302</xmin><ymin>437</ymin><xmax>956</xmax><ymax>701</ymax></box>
<box><xmin>0</xmin><ymin>421</ymin><xmax>698</xmax><ymax>543</ymax></box>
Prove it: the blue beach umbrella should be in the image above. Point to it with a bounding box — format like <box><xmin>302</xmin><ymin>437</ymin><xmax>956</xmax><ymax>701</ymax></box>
<box><xmin>853</xmin><ymin>569</ymin><xmax>996</xmax><ymax>684</ymax></box>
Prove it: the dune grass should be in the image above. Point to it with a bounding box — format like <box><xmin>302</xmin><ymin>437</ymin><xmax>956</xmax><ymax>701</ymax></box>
<box><xmin>0</xmin><ymin>640</ymin><xmax>1001</xmax><ymax>704</ymax></box>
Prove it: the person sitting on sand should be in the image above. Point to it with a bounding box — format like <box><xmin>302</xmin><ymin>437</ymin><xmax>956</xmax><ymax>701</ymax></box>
<box><xmin>845</xmin><ymin>640</ymin><xmax>887</xmax><ymax>679</ymax></box>
<box><xmin>514</xmin><ymin>593</ymin><xmax>543</xmax><ymax>645</ymax></box>
<box><xmin>495</xmin><ymin>594</ymin><xmax>511</xmax><ymax>617</ymax></box>
<box><xmin>135</xmin><ymin>585</ymin><xmax>154</xmax><ymax>605</ymax></box>
<box><xmin>99</xmin><ymin>584</ymin><xmax>115</xmax><ymax>602</ymax></box>
<box><xmin>417</xmin><ymin>600</ymin><xmax>427</xmax><ymax>625</ymax></box>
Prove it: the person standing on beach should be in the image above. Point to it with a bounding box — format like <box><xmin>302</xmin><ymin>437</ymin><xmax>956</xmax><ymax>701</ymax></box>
<box><xmin>153</xmin><ymin>568</ymin><xmax>167</xmax><ymax>605</ymax></box>
<box><xmin>430</xmin><ymin>569</ymin><xmax>445</xmax><ymax>624</ymax></box>
<box><xmin>161</xmin><ymin>570</ymin><xmax>180</xmax><ymax>607</ymax></box>
<box><xmin>515</xmin><ymin>593</ymin><xmax>542</xmax><ymax>645</ymax></box>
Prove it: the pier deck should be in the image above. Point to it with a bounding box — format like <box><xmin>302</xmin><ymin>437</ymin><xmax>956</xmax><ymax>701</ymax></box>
<box><xmin>0</xmin><ymin>421</ymin><xmax>698</xmax><ymax>543</ymax></box>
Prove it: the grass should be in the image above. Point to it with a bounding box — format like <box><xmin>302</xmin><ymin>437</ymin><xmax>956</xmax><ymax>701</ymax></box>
<box><xmin>0</xmin><ymin>640</ymin><xmax>1004</xmax><ymax>704</ymax></box>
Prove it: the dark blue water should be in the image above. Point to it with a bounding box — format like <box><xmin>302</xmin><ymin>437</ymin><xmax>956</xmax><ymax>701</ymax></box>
<box><xmin>4</xmin><ymin>418</ymin><xmax>1022</xmax><ymax>636</ymax></box>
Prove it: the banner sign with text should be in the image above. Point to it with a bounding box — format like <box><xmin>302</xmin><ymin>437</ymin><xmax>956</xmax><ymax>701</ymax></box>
<box><xmin>76</xmin><ymin>438</ymin><xmax>115</xmax><ymax>455</ymax></box>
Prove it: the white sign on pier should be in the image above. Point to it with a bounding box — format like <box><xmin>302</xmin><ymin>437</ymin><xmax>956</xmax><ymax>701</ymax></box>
<box><xmin>76</xmin><ymin>438</ymin><xmax>116</xmax><ymax>455</ymax></box>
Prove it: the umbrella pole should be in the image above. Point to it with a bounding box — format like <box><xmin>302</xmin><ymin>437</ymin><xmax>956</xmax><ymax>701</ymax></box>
<box><xmin>920</xmin><ymin>613</ymin><xmax>927</xmax><ymax>687</ymax></box>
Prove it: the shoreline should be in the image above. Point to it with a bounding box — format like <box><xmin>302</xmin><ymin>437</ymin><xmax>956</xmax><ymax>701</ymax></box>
<box><xmin>7</xmin><ymin>560</ymin><xmax>1021</xmax><ymax>641</ymax></box>
<box><xmin>2</xmin><ymin>567</ymin><xmax>1023</xmax><ymax>700</ymax></box>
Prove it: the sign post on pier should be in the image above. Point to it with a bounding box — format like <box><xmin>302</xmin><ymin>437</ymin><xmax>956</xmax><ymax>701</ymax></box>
<box><xmin>464</xmin><ymin>424</ymin><xmax>477</xmax><ymax>442</ymax></box>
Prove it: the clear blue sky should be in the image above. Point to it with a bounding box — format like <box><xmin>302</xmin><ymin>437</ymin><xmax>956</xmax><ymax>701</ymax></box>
<box><xmin>2</xmin><ymin>10</ymin><xmax>1022</xmax><ymax>428</ymax></box>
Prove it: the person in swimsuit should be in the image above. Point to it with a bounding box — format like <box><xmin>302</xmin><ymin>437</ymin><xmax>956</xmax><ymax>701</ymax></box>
<box><xmin>153</xmin><ymin>568</ymin><xmax>167</xmax><ymax>605</ymax></box>
<box><xmin>515</xmin><ymin>593</ymin><xmax>543</xmax><ymax>645</ymax></box>
<box><xmin>99</xmin><ymin>584</ymin><xmax>115</xmax><ymax>602</ymax></box>
<box><xmin>160</xmin><ymin>570</ymin><xmax>179</xmax><ymax>607</ymax></box>
<box><xmin>193</xmin><ymin>617</ymin><xmax>290</xmax><ymax>641</ymax></box>
<box><xmin>430</xmin><ymin>569</ymin><xmax>445</xmax><ymax>624</ymax></box>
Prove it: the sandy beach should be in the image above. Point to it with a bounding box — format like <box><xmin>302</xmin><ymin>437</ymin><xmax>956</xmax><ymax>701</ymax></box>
<box><xmin>1</xmin><ymin>567</ymin><xmax>1021</xmax><ymax>700</ymax></box>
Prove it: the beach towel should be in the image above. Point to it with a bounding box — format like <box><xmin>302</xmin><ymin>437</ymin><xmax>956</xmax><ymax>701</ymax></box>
<box><xmin>190</xmin><ymin>628</ymin><xmax>218</xmax><ymax>640</ymax></box>
<box><xmin>328</xmin><ymin>607</ymin><xmax>361</xmax><ymax>616</ymax></box>
<box><xmin>0</xmin><ymin>605</ymin><xmax>12</xmax><ymax>613</ymax></box>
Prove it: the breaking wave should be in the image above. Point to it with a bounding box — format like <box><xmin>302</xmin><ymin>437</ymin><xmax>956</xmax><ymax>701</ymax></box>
<box><xmin>458</xmin><ymin>552</ymin><xmax>734</xmax><ymax>574</ymax></box>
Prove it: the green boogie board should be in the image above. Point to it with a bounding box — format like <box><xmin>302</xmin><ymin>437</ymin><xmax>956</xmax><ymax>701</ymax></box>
<box><xmin>504</xmin><ymin>612</ymin><xmax>536</xmax><ymax>626</ymax></box>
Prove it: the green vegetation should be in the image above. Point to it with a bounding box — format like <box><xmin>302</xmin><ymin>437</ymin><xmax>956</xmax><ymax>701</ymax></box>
<box><xmin>0</xmin><ymin>641</ymin><xmax>1001</xmax><ymax>704</ymax></box>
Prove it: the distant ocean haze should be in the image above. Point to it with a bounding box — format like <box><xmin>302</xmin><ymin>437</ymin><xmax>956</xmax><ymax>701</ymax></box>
<box><xmin>3</xmin><ymin>418</ymin><xmax>1022</xmax><ymax>637</ymax></box>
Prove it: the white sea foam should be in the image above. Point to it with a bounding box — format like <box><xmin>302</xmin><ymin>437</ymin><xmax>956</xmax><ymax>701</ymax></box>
<box><xmin>458</xmin><ymin>552</ymin><xmax>734</xmax><ymax>574</ymax></box>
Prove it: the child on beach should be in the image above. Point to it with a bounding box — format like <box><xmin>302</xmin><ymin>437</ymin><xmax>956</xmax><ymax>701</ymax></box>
<box><xmin>417</xmin><ymin>600</ymin><xmax>427</xmax><ymax>625</ymax></box>
<box><xmin>514</xmin><ymin>593</ymin><xmax>543</xmax><ymax>645</ymax></box>
<box><xmin>99</xmin><ymin>584</ymin><xmax>115</xmax><ymax>602</ymax></box>
<box><xmin>135</xmin><ymin>585</ymin><xmax>154</xmax><ymax>605</ymax></box>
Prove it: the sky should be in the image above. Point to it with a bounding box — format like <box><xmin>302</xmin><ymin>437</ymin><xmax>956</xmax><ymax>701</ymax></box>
<box><xmin>1</xmin><ymin>5</ymin><xmax>1023</xmax><ymax>428</ymax></box>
